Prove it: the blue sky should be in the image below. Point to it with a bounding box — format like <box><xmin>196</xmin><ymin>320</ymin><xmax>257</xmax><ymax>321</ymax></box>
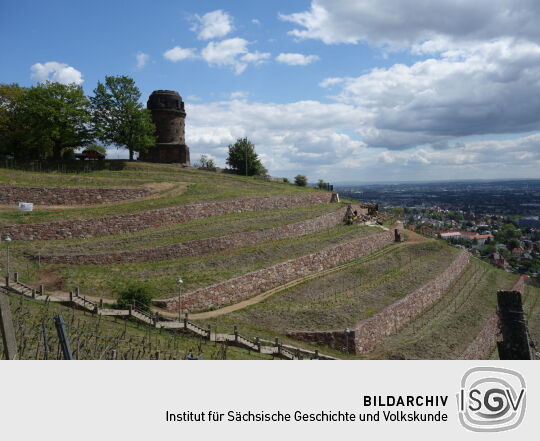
<box><xmin>2</xmin><ymin>0</ymin><xmax>540</xmax><ymax>183</ymax></box>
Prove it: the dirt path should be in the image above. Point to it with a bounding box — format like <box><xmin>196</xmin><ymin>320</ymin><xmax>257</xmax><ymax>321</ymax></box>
<box><xmin>158</xmin><ymin>226</ymin><xmax>432</xmax><ymax>320</ymax></box>
<box><xmin>31</xmin><ymin>224</ymin><xmax>432</xmax><ymax>319</ymax></box>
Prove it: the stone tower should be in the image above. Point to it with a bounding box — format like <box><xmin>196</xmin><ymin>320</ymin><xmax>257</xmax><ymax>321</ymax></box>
<box><xmin>139</xmin><ymin>90</ymin><xmax>190</xmax><ymax>164</ymax></box>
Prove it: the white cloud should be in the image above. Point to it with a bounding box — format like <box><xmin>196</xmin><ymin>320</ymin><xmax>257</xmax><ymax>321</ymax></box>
<box><xmin>193</xmin><ymin>10</ymin><xmax>234</xmax><ymax>40</ymax></box>
<box><xmin>200</xmin><ymin>38</ymin><xmax>270</xmax><ymax>74</ymax></box>
<box><xmin>252</xmin><ymin>19</ymin><xmax>261</xmax><ymax>26</ymax></box>
<box><xmin>323</xmin><ymin>39</ymin><xmax>540</xmax><ymax>149</ymax></box>
<box><xmin>229</xmin><ymin>91</ymin><xmax>249</xmax><ymax>100</ymax></box>
<box><xmin>185</xmin><ymin>98</ymin><xmax>370</xmax><ymax>175</ymax></box>
<box><xmin>163</xmin><ymin>46</ymin><xmax>197</xmax><ymax>62</ymax></box>
<box><xmin>276</xmin><ymin>53</ymin><xmax>320</xmax><ymax>65</ymax></box>
<box><xmin>279</xmin><ymin>0</ymin><xmax>540</xmax><ymax>49</ymax></box>
<box><xmin>241</xmin><ymin>51</ymin><xmax>271</xmax><ymax>65</ymax></box>
<box><xmin>135</xmin><ymin>52</ymin><xmax>149</xmax><ymax>69</ymax></box>
<box><xmin>319</xmin><ymin>77</ymin><xmax>345</xmax><ymax>88</ymax></box>
<box><xmin>30</xmin><ymin>62</ymin><xmax>83</xmax><ymax>85</ymax></box>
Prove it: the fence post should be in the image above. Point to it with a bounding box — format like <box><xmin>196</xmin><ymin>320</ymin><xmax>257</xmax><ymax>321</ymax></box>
<box><xmin>234</xmin><ymin>325</ymin><xmax>238</xmax><ymax>342</ymax></box>
<box><xmin>497</xmin><ymin>290</ymin><xmax>533</xmax><ymax>360</ymax></box>
<box><xmin>14</xmin><ymin>272</ymin><xmax>18</xmax><ymax>283</ymax></box>
<box><xmin>39</xmin><ymin>284</ymin><xmax>44</xmax><ymax>295</ymax></box>
<box><xmin>184</xmin><ymin>312</ymin><xmax>188</xmax><ymax>329</ymax></box>
<box><xmin>0</xmin><ymin>292</ymin><xmax>19</xmax><ymax>360</ymax></box>
<box><xmin>54</xmin><ymin>314</ymin><xmax>73</xmax><ymax>360</ymax></box>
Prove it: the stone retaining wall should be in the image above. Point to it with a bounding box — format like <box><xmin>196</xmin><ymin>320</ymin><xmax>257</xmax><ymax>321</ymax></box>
<box><xmin>287</xmin><ymin>330</ymin><xmax>356</xmax><ymax>353</ymax></box>
<box><xmin>0</xmin><ymin>185</ymin><xmax>149</xmax><ymax>205</ymax></box>
<box><xmin>0</xmin><ymin>192</ymin><xmax>333</xmax><ymax>241</ymax></box>
<box><xmin>289</xmin><ymin>251</ymin><xmax>470</xmax><ymax>354</ymax></box>
<box><xmin>353</xmin><ymin>251</ymin><xmax>470</xmax><ymax>353</ymax></box>
<box><xmin>460</xmin><ymin>275</ymin><xmax>526</xmax><ymax>360</ymax></box>
<box><xmin>41</xmin><ymin>206</ymin><xmax>368</xmax><ymax>264</ymax></box>
<box><xmin>157</xmin><ymin>228</ymin><xmax>395</xmax><ymax>312</ymax></box>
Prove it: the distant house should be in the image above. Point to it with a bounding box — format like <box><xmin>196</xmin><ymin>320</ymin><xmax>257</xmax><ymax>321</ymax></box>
<box><xmin>511</xmin><ymin>247</ymin><xmax>524</xmax><ymax>256</ymax></box>
<box><xmin>439</xmin><ymin>231</ymin><xmax>462</xmax><ymax>240</ymax></box>
<box><xmin>490</xmin><ymin>252</ymin><xmax>508</xmax><ymax>269</ymax></box>
<box><xmin>439</xmin><ymin>230</ymin><xmax>493</xmax><ymax>246</ymax></box>
<box><xmin>419</xmin><ymin>226</ymin><xmax>440</xmax><ymax>237</ymax></box>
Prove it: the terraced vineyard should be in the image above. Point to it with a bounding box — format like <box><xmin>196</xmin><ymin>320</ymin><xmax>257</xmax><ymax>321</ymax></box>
<box><xmin>198</xmin><ymin>241</ymin><xmax>460</xmax><ymax>334</ymax></box>
<box><xmin>1</xmin><ymin>162</ymin><xmax>539</xmax><ymax>360</ymax></box>
<box><xmin>0</xmin><ymin>292</ymin><xmax>271</xmax><ymax>360</ymax></box>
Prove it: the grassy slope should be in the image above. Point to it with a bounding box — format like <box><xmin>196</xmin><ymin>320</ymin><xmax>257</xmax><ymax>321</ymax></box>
<box><xmin>523</xmin><ymin>283</ymin><xmax>540</xmax><ymax>356</ymax></box>
<box><xmin>55</xmin><ymin>224</ymin><xmax>379</xmax><ymax>298</ymax></box>
<box><xmin>22</xmin><ymin>203</ymin><xmax>341</xmax><ymax>257</ymax></box>
<box><xmin>369</xmin><ymin>258</ymin><xmax>518</xmax><ymax>359</ymax></box>
<box><xmin>195</xmin><ymin>242</ymin><xmax>460</xmax><ymax>352</ymax></box>
<box><xmin>0</xmin><ymin>163</ymin><xmax>317</xmax><ymax>226</ymax></box>
<box><xmin>0</xmin><ymin>292</ymin><xmax>271</xmax><ymax>360</ymax></box>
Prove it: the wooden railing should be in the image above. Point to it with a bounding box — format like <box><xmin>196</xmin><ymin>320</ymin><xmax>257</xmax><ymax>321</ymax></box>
<box><xmin>2</xmin><ymin>279</ymin><xmax>337</xmax><ymax>360</ymax></box>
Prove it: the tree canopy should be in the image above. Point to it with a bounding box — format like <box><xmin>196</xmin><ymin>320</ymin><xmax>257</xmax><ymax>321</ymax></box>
<box><xmin>1</xmin><ymin>82</ymin><xmax>91</xmax><ymax>160</ymax></box>
<box><xmin>226</xmin><ymin>137</ymin><xmax>267</xmax><ymax>176</ymax></box>
<box><xmin>294</xmin><ymin>175</ymin><xmax>308</xmax><ymax>186</ymax></box>
<box><xmin>90</xmin><ymin>76</ymin><xmax>155</xmax><ymax>161</ymax></box>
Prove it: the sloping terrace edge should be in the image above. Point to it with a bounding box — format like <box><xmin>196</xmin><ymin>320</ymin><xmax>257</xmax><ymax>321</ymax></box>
<box><xmin>40</xmin><ymin>205</ymin><xmax>369</xmax><ymax>264</ymax></box>
<box><xmin>156</xmin><ymin>228</ymin><xmax>395</xmax><ymax>312</ymax></box>
<box><xmin>0</xmin><ymin>192</ymin><xmax>334</xmax><ymax>241</ymax></box>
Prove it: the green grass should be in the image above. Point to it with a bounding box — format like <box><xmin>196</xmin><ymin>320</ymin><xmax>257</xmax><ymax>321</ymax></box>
<box><xmin>369</xmin><ymin>258</ymin><xmax>518</xmax><ymax>360</ymax></box>
<box><xmin>524</xmin><ymin>283</ymin><xmax>540</xmax><ymax>354</ymax></box>
<box><xmin>195</xmin><ymin>242</ymin><xmax>460</xmax><ymax>351</ymax></box>
<box><xmin>0</xmin><ymin>162</ymin><xmax>321</xmax><ymax>226</ymax></box>
<box><xmin>20</xmin><ymin>203</ymin><xmax>342</xmax><ymax>257</ymax></box>
<box><xmin>0</xmin><ymin>292</ymin><xmax>272</xmax><ymax>360</ymax></box>
<box><xmin>48</xmin><ymin>224</ymin><xmax>380</xmax><ymax>299</ymax></box>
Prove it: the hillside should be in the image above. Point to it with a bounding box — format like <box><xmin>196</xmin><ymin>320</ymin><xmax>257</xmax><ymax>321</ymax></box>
<box><xmin>1</xmin><ymin>162</ymin><xmax>538</xmax><ymax>360</ymax></box>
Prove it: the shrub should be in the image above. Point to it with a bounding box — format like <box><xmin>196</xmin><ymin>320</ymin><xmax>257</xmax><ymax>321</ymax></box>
<box><xmin>294</xmin><ymin>175</ymin><xmax>307</xmax><ymax>187</ymax></box>
<box><xmin>115</xmin><ymin>283</ymin><xmax>155</xmax><ymax>312</ymax></box>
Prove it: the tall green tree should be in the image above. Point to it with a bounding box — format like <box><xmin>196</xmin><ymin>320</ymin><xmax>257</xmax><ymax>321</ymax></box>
<box><xmin>226</xmin><ymin>137</ymin><xmax>267</xmax><ymax>176</ymax></box>
<box><xmin>0</xmin><ymin>83</ymin><xmax>28</xmax><ymax>158</ymax></box>
<box><xmin>90</xmin><ymin>76</ymin><xmax>155</xmax><ymax>161</ymax></box>
<box><xmin>16</xmin><ymin>82</ymin><xmax>92</xmax><ymax>160</ymax></box>
<box><xmin>294</xmin><ymin>175</ymin><xmax>307</xmax><ymax>187</ymax></box>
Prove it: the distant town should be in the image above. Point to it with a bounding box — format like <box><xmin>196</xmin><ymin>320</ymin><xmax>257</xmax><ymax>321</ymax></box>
<box><xmin>338</xmin><ymin>180</ymin><xmax>540</xmax><ymax>280</ymax></box>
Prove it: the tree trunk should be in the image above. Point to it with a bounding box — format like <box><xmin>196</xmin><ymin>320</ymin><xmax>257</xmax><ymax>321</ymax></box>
<box><xmin>129</xmin><ymin>148</ymin><xmax>134</xmax><ymax>161</ymax></box>
<box><xmin>53</xmin><ymin>140</ymin><xmax>62</xmax><ymax>160</ymax></box>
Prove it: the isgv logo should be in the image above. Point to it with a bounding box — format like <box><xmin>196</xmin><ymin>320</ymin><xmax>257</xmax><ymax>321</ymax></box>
<box><xmin>457</xmin><ymin>367</ymin><xmax>526</xmax><ymax>432</ymax></box>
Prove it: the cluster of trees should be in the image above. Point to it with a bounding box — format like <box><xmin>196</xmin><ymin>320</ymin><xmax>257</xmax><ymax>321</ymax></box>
<box><xmin>0</xmin><ymin>76</ymin><xmax>155</xmax><ymax>161</ymax></box>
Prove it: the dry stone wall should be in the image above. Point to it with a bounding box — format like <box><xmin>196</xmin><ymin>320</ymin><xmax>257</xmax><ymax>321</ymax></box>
<box><xmin>0</xmin><ymin>185</ymin><xmax>149</xmax><ymax>205</ymax></box>
<box><xmin>353</xmin><ymin>250</ymin><xmax>470</xmax><ymax>353</ymax></box>
<box><xmin>42</xmin><ymin>206</ymin><xmax>367</xmax><ymax>264</ymax></box>
<box><xmin>157</xmin><ymin>229</ymin><xmax>395</xmax><ymax>312</ymax></box>
<box><xmin>0</xmin><ymin>192</ymin><xmax>333</xmax><ymax>241</ymax></box>
<box><xmin>289</xmin><ymin>251</ymin><xmax>470</xmax><ymax>354</ymax></box>
<box><xmin>460</xmin><ymin>275</ymin><xmax>526</xmax><ymax>360</ymax></box>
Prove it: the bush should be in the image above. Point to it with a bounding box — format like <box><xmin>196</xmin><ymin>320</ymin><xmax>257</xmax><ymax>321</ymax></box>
<box><xmin>294</xmin><ymin>175</ymin><xmax>307</xmax><ymax>186</ymax></box>
<box><xmin>115</xmin><ymin>283</ymin><xmax>155</xmax><ymax>312</ymax></box>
